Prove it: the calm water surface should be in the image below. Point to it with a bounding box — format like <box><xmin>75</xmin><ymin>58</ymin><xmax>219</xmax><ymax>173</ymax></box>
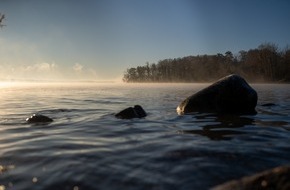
<box><xmin>0</xmin><ymin>83</ymin><xmax>290</xmax><ymax>190</ymax></box>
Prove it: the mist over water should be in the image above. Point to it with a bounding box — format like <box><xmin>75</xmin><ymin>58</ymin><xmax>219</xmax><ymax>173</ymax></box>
<box><xmin>0</xmin><ymin>83</ymin><xmax>290</xmax><ymax>190</ymax></box>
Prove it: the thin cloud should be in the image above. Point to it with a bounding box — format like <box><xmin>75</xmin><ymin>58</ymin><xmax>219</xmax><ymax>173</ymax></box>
<box><xmin>73</xmin><ymin>63</ymin><xmax>83</xmax><ymax>72</ymax></box>
<box><xmin>24</xmin><ymin>62</ymin><xmax>57</xmax><ymax>72</ymax></box>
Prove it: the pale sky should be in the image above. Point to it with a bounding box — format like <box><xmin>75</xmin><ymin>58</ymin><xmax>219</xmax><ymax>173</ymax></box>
<box><xmin>1</xmin><ymin>0</ymin><xmax>290</xmax><ymax>81</ymax></box>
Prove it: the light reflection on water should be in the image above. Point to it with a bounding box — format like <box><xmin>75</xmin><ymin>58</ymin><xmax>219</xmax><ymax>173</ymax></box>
<box><xmin>0</xmin><ymin>83</ymin><xmax>290</xmax><ymax>190</ymax></box>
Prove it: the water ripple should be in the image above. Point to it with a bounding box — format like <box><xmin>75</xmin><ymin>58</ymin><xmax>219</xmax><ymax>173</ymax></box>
<box><xmin>0</xmin><ymin>83</ymin><xmax>290</xmax><ymax>190</ymax></box>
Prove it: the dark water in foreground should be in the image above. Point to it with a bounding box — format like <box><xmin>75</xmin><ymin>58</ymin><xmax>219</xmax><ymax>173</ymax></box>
<box><xmin>0</xmin><ymin>83</ymin><xmax>290</xmax><ymax>190</ymax></box>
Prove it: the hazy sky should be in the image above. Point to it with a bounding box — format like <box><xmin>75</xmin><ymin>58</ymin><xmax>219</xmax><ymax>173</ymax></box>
<box><xmin>1</xmin><ymin>0</ymin><xmax>290</xmax><ymax>81</ymax></box>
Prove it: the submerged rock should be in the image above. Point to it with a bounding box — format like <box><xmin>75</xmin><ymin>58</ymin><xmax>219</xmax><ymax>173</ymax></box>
<box><xmin>177</xmin><ymin>74</ymin><xmax>257</xmax><ymax>115</ymax></box>
<box><xmin>26</xmin><ymin>114</ymin><xmax>53</xmax><ymax>123</ymax></box>
<box><xmin>212</xmin><ymin>165</ymin><xmax>290</xmax><ymax>190</ymax></box>
<box><xmin>115</xmin><ymin>105</ymin><xmax>147</xmax><ymax>119</ymax></box>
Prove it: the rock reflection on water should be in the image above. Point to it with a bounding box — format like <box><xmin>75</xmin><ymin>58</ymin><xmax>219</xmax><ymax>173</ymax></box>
<box><xmin>179</xmin><ymin>114</ymin><xmax>254</xmax><ymax>140</ymax></box>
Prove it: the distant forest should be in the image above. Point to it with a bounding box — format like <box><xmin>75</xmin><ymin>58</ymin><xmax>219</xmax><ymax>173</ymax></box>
<box><xmin>122</xmin><ymin>43</ymin><xmax>290</xmax><ymax>83</ymax></box>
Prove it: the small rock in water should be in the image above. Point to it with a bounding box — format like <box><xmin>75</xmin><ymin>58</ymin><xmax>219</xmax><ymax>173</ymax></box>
<box><xmin>177</xmin><ymin>74</ymin><xmax>258</xmax><ymax>115</ymax></box>
<box><xmin>26</xmin><ymin>114</ymin><xmax>53</xmax><ymax>123</ymax></box>
<box><xmin>115</xmin><ymin>105</ymin><xmax>147</xmax><ymax>119</ymax></box>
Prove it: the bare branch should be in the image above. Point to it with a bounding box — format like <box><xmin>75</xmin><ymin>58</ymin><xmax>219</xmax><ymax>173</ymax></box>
<box><xmin>0</xmin><ymin>13</ymin><xmax>6</xmax><ymax>28</ymax></box>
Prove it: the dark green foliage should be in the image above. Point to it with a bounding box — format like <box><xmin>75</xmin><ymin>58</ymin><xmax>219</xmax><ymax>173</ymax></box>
<box><xmin>123</xmin><ymin>43</ymin><xmax>290</xmax><ymax>83</ymax></box>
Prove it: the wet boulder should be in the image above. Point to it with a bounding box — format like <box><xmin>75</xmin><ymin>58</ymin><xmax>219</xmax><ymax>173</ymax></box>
<box><xmin>177</xmin><ymin>74</ymin><xmax>257</xmax><ymax>115</ymax></box>
<box><xmin>212</xmin><ymin>165</ymin><xmax>290</xmax><ymax>190</ymax></box>
<box><xmin>26</xmin><ymin>114</ymin><xmax>53</xmax><ymax>123</ymax></box>
<box><xmin>115</xmin><ymin>105</ymin><xmax>147</xmax><ymax>119</ymax></box>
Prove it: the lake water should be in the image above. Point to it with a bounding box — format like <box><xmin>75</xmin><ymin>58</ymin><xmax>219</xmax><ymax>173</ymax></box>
<box><xmin>0</xmin><ymin>83</ymin><xmax>290</xmax><ymax>190</ymax></box>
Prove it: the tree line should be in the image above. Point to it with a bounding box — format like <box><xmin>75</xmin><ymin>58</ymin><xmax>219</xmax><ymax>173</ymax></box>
<box><xmin>123</xmin><ymin>43</ymin><xmax>290</xmax><ymax>83</ymax></box>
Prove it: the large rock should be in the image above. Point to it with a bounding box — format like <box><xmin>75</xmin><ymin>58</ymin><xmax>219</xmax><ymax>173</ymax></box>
<box><xmin>177</xmin><ymin>74</ymin><xmax>257</xmax><ymax>115</ymax></box>
<box><xmin>115</xmin><ymin>105</ymin><xmax>147</xmax><ymax>119</ymax></box>
<box><xmin>212</xmin><ymin>165</ymin><xmax>290</xmax><ymax>190</ymax></box>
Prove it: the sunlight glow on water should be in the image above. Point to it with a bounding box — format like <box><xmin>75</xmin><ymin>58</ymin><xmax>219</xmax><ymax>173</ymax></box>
<box><xmin>0</xmin><ymin>82</ymin><xmax>15</xmax><ymax>88</ymax></box>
